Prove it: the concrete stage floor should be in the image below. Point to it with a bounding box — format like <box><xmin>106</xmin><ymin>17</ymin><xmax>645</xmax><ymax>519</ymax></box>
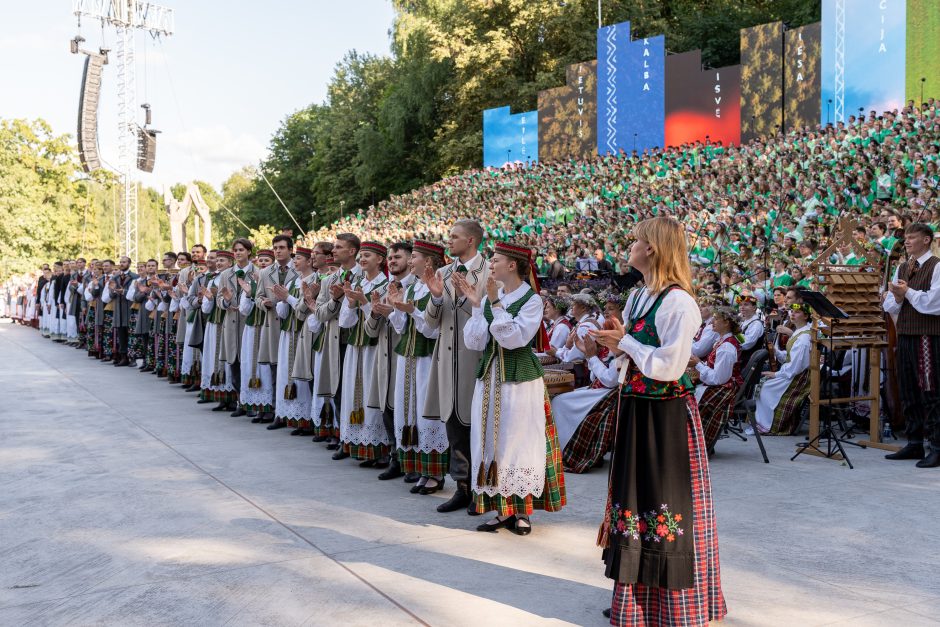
<box><xmin>1</xmin><ymin>321</ymin><xmax>939</xmax><ymax>626</ymax></box>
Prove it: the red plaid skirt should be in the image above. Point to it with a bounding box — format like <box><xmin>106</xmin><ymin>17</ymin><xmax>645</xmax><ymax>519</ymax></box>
<box><xmin>697</xmin><ymin>384</ymin><xmax>737</xmax><ymax>450</ymax></box>
<box><xmin>563</xmin><ymin>390</ymin><xmax>617</xmax><ymax>473</ymax></box>
<box><xmin>610</xmin><ymin>397</ymin><xmax>726</xmax><ymax>627</ymax></box>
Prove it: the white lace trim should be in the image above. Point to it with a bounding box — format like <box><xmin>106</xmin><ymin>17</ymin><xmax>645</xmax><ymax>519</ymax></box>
<box><xmin>343</xmin><ymin>417</ymin><xmax>390</xmax><ymax>446</ymax></box>
<box><xmin>474</xmin><ymin>465</ymin><xmax>545</xmax><ymax>499</ymax></box>
<box><xmin>275</xmin><ymin>397</ymin><xmax>311</xmax><ymax>421</ymax></box>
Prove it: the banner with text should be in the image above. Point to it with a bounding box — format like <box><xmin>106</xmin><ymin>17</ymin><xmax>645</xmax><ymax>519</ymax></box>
<box><xmin>665</xmin><ymin>51</ymin><xmax>741</xmax><ymax>147</ymax></box>
<box><xmin>538</xmin><ymin>60</ymin><xmax>597</xmax><ymax>162</ymax></box>
<box><xmin>483</xmin><ymin>107</ymin><xmax>538</xmax><ymax>168</ymax></box>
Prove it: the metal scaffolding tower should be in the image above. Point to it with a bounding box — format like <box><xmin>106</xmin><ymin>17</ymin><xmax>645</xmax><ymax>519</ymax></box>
<box><xmin>72</xmin><ymin>0</ymin><xmax>174</xmax><ymax>261</ymax></box>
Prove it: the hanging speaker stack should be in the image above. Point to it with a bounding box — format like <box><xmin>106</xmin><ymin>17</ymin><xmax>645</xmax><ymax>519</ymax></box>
<box><xmin>76</xmin><ymin>50</ymin><xmax>107</xmax><ymax>173</ymax></box>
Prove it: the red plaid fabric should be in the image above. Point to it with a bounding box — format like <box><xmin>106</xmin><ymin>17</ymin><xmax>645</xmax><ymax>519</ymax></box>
<box><xmin>343</xmin><ymin>441</ymin><xmax>389</xmax><ymax>461</ymax></box>
<box><xmin>398</xmin><ymin>448</ymin><xmax>420</xmax><ymax>474</ymax></box>
<box><xmin>563</xmin><ymin>390</ymin><xmax>617</xmax><ymax>473</ymax></box>
<box><xmin>474</xmin><ymin>393</ymin><xmax>567</xmax><ymax>516</ymax></box>
<box><xmin>769</xmin><ymin>370</ymin><xmax>810</xmax><ymax>435</ymax></box>
<box><xmin>697</xmin><ymin>384</ymin><xmax>737</xmax><ymax>450</ymax></box>
<box><xmin>417</xmin><ymin>450</ymin><xmax>450</xmax><ymax>477</ymax></box>
<box><xmin>610</xmin><ymin>397</ymin><xmax>726</xmax><ymax>627</ymax></box>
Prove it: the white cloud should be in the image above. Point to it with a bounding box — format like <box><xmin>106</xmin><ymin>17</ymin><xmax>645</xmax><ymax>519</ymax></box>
<box><xmin>148</xmin><ymin>125</ymin><xmax>268</xmax><ymax>189</ymax></box>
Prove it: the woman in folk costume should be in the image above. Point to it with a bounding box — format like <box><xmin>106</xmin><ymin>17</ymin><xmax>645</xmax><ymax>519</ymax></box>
<box><xmin>456</xmin><ymin>241</ymin><xmax>566</xmax><ymax>536</ymax></box>
<box><xmin>271</xmin><ymin>246</ymin><xmax>317</xmax><ymax>431</ymax></box>
<box><xmin>387</xmin><ymin>240</ymin><xmax>447</xmax><ymax>494</ymax></box>
<box><xmin>690</xmin><ymin>306</ymin><xmax>743</xmax><ymax>453</ymax></box>
<box><xmin>554</xmin><ymin>292</ymin><xmax>626</xmax><ymax>474</ymax></box>
<box><xmin>338</xmin><ymin>241</ymin><xmax>391</xmax><ymax>463</ymax></box>
<box><xmin>591</xmin><ymin>217</ymin><xmax>725</xmax><ymax>627</ymax></box>
<box><xmin>237</xmin><ymin>250</ymin><xmax>275</xmax><ymax>420</ymax></box>
<box><xmin>543</xmin><ymin>295</ymin><xmax>573</xmax><ymax>352</ymax></box>
<box><xmin>199</xmin><ymin>252</ymin><xmax>236</xmax><ymax>407</ymax></box>
<box><xmin>753</xmin><ymin>302</ymin><xmax>813</xmax><ymax>435</ymax></box>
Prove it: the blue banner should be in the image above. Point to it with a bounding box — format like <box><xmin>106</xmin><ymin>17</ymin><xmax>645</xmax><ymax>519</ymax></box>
<box><xmin>482</xmin><ymin>106</ymin><xmax>538</xmax><ymax>168</ymax></box>
<box><xmin>597</xmin><ymin>22</ymin><xmax>665</xmax><ymax>156</ymax></box>
<box><xmin>821</xmin><ymin>0</ymin><xmax>907</xmax><ymax>125</ymax></box>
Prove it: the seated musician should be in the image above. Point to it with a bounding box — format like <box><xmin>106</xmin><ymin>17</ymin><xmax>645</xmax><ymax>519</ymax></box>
<box><xmin>689</xmin><ymin>306</ymin><xmax>743</xmax><ymax>453</ymax></box>
<box><xmin>542</xmin><ymin>296</ymin><xmax>572</xmax><ymax>353</ymax></box>
<box><xmin>552</xmin><ymin>293</ymin><xmax>600</xmax><ymax>363</ymax></box>
<box><xmin>752</xmin><ymin>302</ymin><xmax>813</xmax><ymax>435</ymax></box>
<box><xmin>736</xmin><ymin>294</ymin><xmax>764</xmax><ymax>366</ymax></box>
<box><xmin>551</xmin><ymin>324</ymin><xmax>620</xmax><ymax>473</ymax></box>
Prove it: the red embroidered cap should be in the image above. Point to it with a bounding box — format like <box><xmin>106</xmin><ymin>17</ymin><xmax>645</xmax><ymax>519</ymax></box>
<box><xmin>360</xmin><ymin>241</ymin><xmax>387</xmax><ymax>257</ymax></box>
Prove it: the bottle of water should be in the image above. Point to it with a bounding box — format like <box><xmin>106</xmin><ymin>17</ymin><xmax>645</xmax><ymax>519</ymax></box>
<box><xmin>882</xmin><ymin>421</ymin><xmax>893</xmax><ymax>440</ymax></box>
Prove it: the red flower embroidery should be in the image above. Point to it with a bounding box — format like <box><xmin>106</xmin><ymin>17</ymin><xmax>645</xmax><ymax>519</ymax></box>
<box><xmin>656</xmin><ymin>524</ymin><xmax>668</xmax><ymax>537</ymax></box>
<box><xmin>656</xmin><ymin>514</ymin><xmax>665</xmax><ymax>523</ymax></box>
<box><xmin>638</xmin><ymin>519</ymin><xmax>648</xmax><ymax>533</ymax></box>
<box><xmin>667</xmin><ymin>533</ymin><xmax>676</xmax><ymax>542</ymax></box>
<box><xmin>632</xmin><ymin>319</ymin><xmax>646</xmax><ymax>333</ymax></box>
<box><xmin>632</xmin><ymin>380</ymin><xmax>647</xmax><ymax>394</ymax></box>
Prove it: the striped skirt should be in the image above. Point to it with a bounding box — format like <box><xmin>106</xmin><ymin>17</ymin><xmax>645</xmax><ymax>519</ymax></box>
<box><xmin>609</xmin><ymin>397</ymin><xmax>726</xmax><ymax>627</ymax></box>
<box><xmin>563</xmin><ymin>390</ymin><xmax>617</xmax><ymax>474</ymax></box>
<box><xmin>697</xmin><ymin>383</ymin><xmax>738</xmax><ymax>450</ymax></box>
<box><xmin>770</xmin><ymin>370</ymin><xmax>810</xmax><ymax>435</ymax></box>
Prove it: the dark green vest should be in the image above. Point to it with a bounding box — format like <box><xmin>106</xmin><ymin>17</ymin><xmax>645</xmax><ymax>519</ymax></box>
<box><xmin>475</xmin><ymin>288</ymin><xmax>544</xmax><ymax>383</ymax></box>
<box><xmin>622</xmin><ymin>286</ymin><xmax>694</xmax><ymax>399</ymax></box>
<box><xmin>394</xmin><ymin>284</ymin><xmax>435</xmax><ymax>358</ymax></box>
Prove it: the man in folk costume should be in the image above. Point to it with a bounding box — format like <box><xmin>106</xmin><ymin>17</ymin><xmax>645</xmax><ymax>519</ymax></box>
<box><xmin>128</xmin><ymin>259</ymin><xmax>157</xmax><ymax>370</ymax></box>
<box><xmin>337</xmin><ymin>241</ymin><xmax>391</xmax><ymax>464</ymax></box>
<box><xmin>884</xmin><ymin>222</ymin><xmax>940</xmax><ymax>468</ymax></box>
<box><xmin>307</xmin><ymin>244</ymin><xmax>340</xmax><ymax>438</ymax></box>
<box><xmin>239</xmin><ymin>250</ymin><xmax>275</xmax><ymax>421</ymax></box>
<box><xmin>553</xmin><ymin>292</ymin><xmax>625</xmax><ymax>474</ymax></box>
<box><xmin>255</xmin><ymin>235</ymin><xmax>298</xmax><ymax>423</ymax></box>
<box><xmin>314</xmin><ymin>234</ymin><xmax>363</xmax><ymax>452</ymax></box>
<box><xmin>65</xmin><ymin>259</ymin><xmax>85</xmax><ymax>346</ymax></box>
<box><xmin>218</xmin><ymin>239</ymin><xmax>254</xmax><ymax>416</ymax></box>
<box><xmin>165</xmin><ymin>253</ymin><xmax>191</xmax><ymax>384</ymax></box>
<box><xmin>77</xmin><ymin>259</ymin><xmax>93</xmax><ymax>352</ymax></box>
<box><xmin>423</xmin><ymin>219</ymin><xmax>490</xmax><ymax>514</ymax></box>
<box><xmin>455</xmin><ymin>241</ymin><xmax>566</xmax><ymax>535</ymax></box>
<box><xmin>365</xmin><ymin>241</ymin><xmax>415</xmax><ymax>480</ymax></box>
<box><xmin>99</xmin><ymin>260</ymin><xmax>125</xmax><ymax>362</ymax></box>
<box><xmin>591</xmin><ymin>217</ymin><xmax>725</xmax><ymax>627</ymax></box>
<box><xmin>198</xmin><ymin>251</ymin><xmax>236</xmax><ymax>408</ymax></box>
<box><xmin>270</xmin><ymin>246</ymin><xmax>318</xmax><ymax>432</ymax></box>
<box><xmin>109</xmin><ymin>256</ymin><xmax>136</xmax><ymax>367</ymax></box>
<box><xmin>180</xmin><ymin>257</ymin><xmax>212</xmax><ymax>391</ymax></box>
<box><xmin>386</xmin><ymin>241</ymin><xmax>450</xmax><ymax>492</ymax></box>
<box><xmin>173</xmin><ymin>252</ymin><xmax>196</xmax><ymax>385</ymax></box>
<box><xmin>51</xmin><ymin>261</ymin><xmax>68</xmax><ymax>342</ymax></box>
<box><xmin>39</xmin><ymin>266</ymin><xmax>54</xmax><ymax>338</ymax></box>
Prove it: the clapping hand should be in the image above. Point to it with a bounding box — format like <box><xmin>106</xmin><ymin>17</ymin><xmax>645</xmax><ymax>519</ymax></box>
<box><xmin>485</xmin><ymin>275</ymin><xmax>499</xmax><ymax>303</ymax></box>
<box><xmin>271</xmin><ymin>283</ymin><xmax>289</xmax><ymax>302</ymax></box>
<box><xmin>371</xmin><ymin>290</ymin><xmax>394</xmax><ymax>317</ymax></box>
<box><xmin>237</xmin><ymin>278</ymin><xmax>251</xmax><ymax>293</ymax></box>
<box><xmin>220</xmin><ymin>286</ymin><xmax>233</xmax><ymax>302</ymax></box>
<box><xmin>451</xmin><ymin>271</ymin><xmax>481</xmax><ymax>308</ymax></box>
<box><xmin>590</xmin><ymin>318</ymin><xmax>625</xmax><ymax>351</ymax></box>
<box><xmin>888</xmin><ymin>279</ymin><xmax>908</xmax><ymax>301</ymax></box>
<box><xmin>329</xmin><ymin>281</ymin><xmax>345</xmax><ymax>300</ymax></box>
<box><xmin>423</xmin><ymin>266</ymin><xmax>444</xmax><ymax>298</ymax></box>
<box><xmin>575</xmin><ymin>333</ymin><xmax>599</xmax><ymax>358</ymax></box>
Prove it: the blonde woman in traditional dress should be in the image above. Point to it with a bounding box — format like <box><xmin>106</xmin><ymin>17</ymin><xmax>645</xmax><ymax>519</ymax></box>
<box><xmin>387</xmin><ymin>240</ymin><xmax>447</xmax><ymax>494</ymax></box>
<box><xmin>591</xmin><ymin>216</ymin><xmax>725</xmax><ymax>626</ymax></box>
<box><xmin>753</xmin><ymin>302</ymin><xmax>813</xmax><ymax>435</ymax></box>
<box><xmin>455</xmin><ymin>241</ymin><xmax>566</xmax><ymax>536</ymax></box>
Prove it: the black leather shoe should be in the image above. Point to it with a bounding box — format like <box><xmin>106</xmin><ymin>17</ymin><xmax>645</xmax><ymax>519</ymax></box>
<box><xmin>211</xmin><ymin>402</ymin><xmax>229</xmax><ymax>412</ymax></box>
<box><xmin>325</xmin><ymin>441</ymin><xmax>340</xmax><ymax>450</ymax></box>
<box><xmin>510</xmin><ymin>516</ymin><xmax>532</xmax><ymax>536</ymax></box>
<box><xmin>290</xmin><ymin>428</ymin><xmax>303</xmax><ymax>436</ymax></box>
<box><xmin>377</xmin><ymin>465</ymin><xmax>404</xmax><ymax>481</ymax></box>
<box><xmin>230</xmin><ymin>407</ymin><xmax>247</xmax><ymax>417</ymax></box>
<box><xmin>885</xmin><ymin>443</ymin><xmax>925</xmax><ymax>460</ymax></box>
<box><xmin>602</xmin><ymin>608</ymin><xmax>611</xmax><ymax>619</ymax></box>
<box><xmin>266</xmin><ymin>420</ymin><xmax>286</xmax><ymax>430</ymax></box>
<box><xmin>410</xmin><ymin>481</ymin><xmax>425</xmax><ymax>494</ymax></box>
<box><xmin>246</xmin><ymin>410</ymin><xmax>258</xmax><ymax>418</ymax></box>
<box><xmin>420</xmin><ymin>478</ymin><xmax>445</xmax><ymax>495</ymax></box>
<box><xmin>358</xmin><ymin>459</ymin><xmax>377</xmax><ymax>468</ymax></box>
<box><xmin>437</xmin><ymin>482</ymin><xmax>472</xmax><ymax>513</ymax></box>
<box><xmin>331</xmin><ymin>450</ymin><xmax>350</xmax><ymax>461</ymax></box>
<box><xmin>916</xmin><ymin>450</ymin><xmax>940</xmax><ymax>468</ymax></box>
<box><xmin>311</xmin><ymin>435</ymin><xmax>327</xmax><ymax>442</ymax></box>
<box><xmin>374</xmin><ymin>456</ymin><xmax>390</xmax><ymax>469</ymax></box>
<box><xmin>197</xmin><ymin>398</ymin><xmax>214</xmax><ymax>404</ymax></box>
<box><xmin>250</xmin><ymin>416</ymin><xmax>264</xmax><ymax>424</ymax></box>
<box><xmin>403</xmin><ymin>472</ymin><xmax>421</xmax><ymax>483</ymax></box>
<box><xmin>476</xmin><ymin>515</ymin><xmax>514</xmax><ymax>533</ymax></box>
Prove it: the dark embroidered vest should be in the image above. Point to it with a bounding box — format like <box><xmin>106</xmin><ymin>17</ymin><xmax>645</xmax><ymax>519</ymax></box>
<box><xmin>897</xmin><ymin>255</ymin><xmax>940</xmax><ymax>336</ymax></box>
<box><xmin>394</xmin><ymin>284</ymin><xmax>435</xmax><ymax>358</ymax></box>
<box><xmin>623</xmin><ymin>286</ymin><xmax>694</xmax><ymax>399</ymax></box>
<box><xmin>475</xmin><ymin>288</ymin><xmax>544</xmax><ymax>383</ymax></box>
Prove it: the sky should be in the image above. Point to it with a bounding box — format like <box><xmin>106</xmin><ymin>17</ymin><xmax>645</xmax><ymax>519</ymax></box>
<box><xmin>0</xmin><ymin>1</ymin><xmax>397</xmax><ymax>191</ymax></box>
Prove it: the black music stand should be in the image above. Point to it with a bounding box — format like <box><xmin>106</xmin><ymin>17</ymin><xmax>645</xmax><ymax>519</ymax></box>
<box><xmin>791</xmin><ymin>291</ymin><xmax>859</xmax><ymax>468</ymax></box>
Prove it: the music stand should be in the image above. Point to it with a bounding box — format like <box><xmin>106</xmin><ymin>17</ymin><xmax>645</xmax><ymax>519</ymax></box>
<box><xmin>791</xmin><ymin>291</ymin><xmax>858</xmax><ymax>468</ymax></box>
